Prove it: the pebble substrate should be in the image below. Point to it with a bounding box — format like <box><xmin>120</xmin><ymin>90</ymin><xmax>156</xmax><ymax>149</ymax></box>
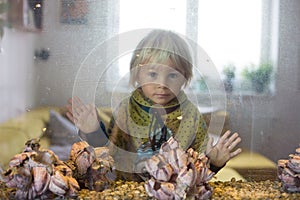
<box><xmin>1</xmin><ymin>179</ymin><xmax>300</xmax><ymax>200</ymax></box>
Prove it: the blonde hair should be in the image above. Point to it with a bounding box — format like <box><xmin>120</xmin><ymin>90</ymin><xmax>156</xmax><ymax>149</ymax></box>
<box><xmin>129</xmin><ymin>29</ymin><xmax>193</xmax><ymax>87</ymax></box>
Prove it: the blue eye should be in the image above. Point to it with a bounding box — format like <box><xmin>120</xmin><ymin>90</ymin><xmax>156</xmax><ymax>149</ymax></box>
<box><xmin>169</xmin><ymin>73</ymin><xmax>178</xmax><ymax>79</ymax></box>
<box><xmin>148</xmin><ymin>72</ymin><xmax>157</xmax><ymax>78</ymax></box>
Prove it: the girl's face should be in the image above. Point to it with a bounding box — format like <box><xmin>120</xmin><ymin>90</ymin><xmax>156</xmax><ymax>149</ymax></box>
<box><xmin>137</xmin><ymin>59</ymin><xmax>186</xmax><ymax>105</ymax></box>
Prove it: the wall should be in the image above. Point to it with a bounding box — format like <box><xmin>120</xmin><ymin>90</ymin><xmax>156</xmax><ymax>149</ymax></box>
<box><xmin>0</xmin><ymin>28</ymin><xmax>36</xmax><ymax>122</ymax></box>
<box><xmin>269</xmin><ymin>0</ymin><xmax>300</xmax><ymax>161</ymax></box>
<box><xmin>34</xmin><ymin>0</ymin><xmax>119</xmax><ymax>107</ymax></box>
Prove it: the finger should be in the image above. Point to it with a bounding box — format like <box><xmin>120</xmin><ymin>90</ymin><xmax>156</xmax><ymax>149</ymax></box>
<box><xmin>227</xmin><ymin>135</ymin><xmax>241</xmax><ymax>150</ymax></box>
<box><xmin>230</xmin><ymin>148</ymin><xmax>242</xmax><ymax>158</ymax></box>
<box><xmin>66</xmin><ymin>112</ymin><xmax>75</xmax><ymax>123</ymax></box>
<box><xmin>69</xmin><ymin>97</ymin><xmax>84</xmax><ymax>113</ymax></box>
<box><xmin>73</xmin><ymin>96</ymin><xmax>87</xmax><ymax>109</ymax></box>
<box><xmin>225</xmin><ymin>132</ymin><xmax>240</xmax><ymax>147</ymax></box>
<box><xmin>218</xmin><ymin>130</ymin><xmax>231</xmax><ymax>145</ymax></box>
<box><xmin>66</xmin><ymin>104</ymin><xmax>73</xmax><ymax>114</ymax></box>
<box><xmin>67</xmin><ymin>97</ymin><xmax>73</xmax><ymax>105</ymax></box>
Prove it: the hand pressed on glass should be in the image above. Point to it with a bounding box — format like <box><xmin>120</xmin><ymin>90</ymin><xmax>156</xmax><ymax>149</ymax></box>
<box><xmin>206</xmin><ymin>130</ymin><xmax>242</xmax><ymax>168</ymax></box>
<box><xmin>65</xmin><ymin>96</ymin><xmax>100</xmax><ymax>134</ymax></box>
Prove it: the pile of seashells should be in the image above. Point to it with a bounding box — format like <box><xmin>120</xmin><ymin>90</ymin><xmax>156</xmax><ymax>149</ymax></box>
<box><xmin>0</xmin><ymin>138</ymin><xmax>115</xmax><ymax>199</ymax></box>
<box><xmin>0</xmin><ymin>137</ymin><xmax>215</xmax><ymax>200</ymax></box>
<box><xmin>277</xmin><ymin>144</ymin><xmax>300</xmax><ymax>193</ymax></box>
<box><xmin>144</xmin><ymin>137</ymin><xmax>215</xmax><ymax>200</ymax></box>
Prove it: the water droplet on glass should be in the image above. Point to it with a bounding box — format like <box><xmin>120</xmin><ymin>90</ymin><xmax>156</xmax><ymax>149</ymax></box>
<box><xmin>45</xmin><ymin>87</ymin><xmax>51</xmax><ymax>96</ymax></box>
<box><xmin>26</xmin><ymin>108</ymin><xmax>31</xmax><ymax>112</ymax></box>
<box><xmin>0</xmin><ymin>47</ymin><xmax>3</xmax><ymax>53</ymax></box>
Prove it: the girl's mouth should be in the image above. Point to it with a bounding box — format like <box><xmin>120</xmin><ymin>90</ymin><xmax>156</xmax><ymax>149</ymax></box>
<box><xmin>154</xmin><ymin>94</ymin><xmax>170</xmax><ymax>98</ymax></box>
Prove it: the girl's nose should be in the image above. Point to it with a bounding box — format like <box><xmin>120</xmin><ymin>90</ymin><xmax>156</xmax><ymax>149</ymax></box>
<box><xmin>156</xmin><ymin>76</ymin><xmax>169</xmax><ymax>88</ymax></box>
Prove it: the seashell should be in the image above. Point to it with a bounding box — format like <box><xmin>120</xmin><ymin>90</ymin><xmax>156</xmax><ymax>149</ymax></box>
<box><xmin>37</xmin><ymin>149</ymin><xmax>61</xmax><ymax>166</ymax></box>
<box><xmin>187</xmin><ymin>148</ymin><xmax>198</xmax><ymax>160</ymax></box>
<box><xmin>277</xmin><ymin>159</ymin><xmax>288</xmax><ymax>168</ymax></box>
<box><xmin>200</xmin><ymin>167</ymin><xmax>215</xmax><ymax>184</ymax></box>
<box><xmin>15</xmin><ymin>167</ymin><xmax>33</xmax><ymax>189</ymax></box>
<box><xmin>177</xmin><ymin>164</ymin><xmax>197</xmax><ymax>187</ymax></box>
<box><xmin>193</xmin><ymin>185</ymin><xmax>213</xmax><ymax>200</ymax></box>
<box><xmin>0</xmin><ymin>138</ymin><xmax>84</xmax><ymax>199</ymax></box>
<box><xmin>49</xmin><ymin>179</ymin><xmax>66</xmax><ymax>196</ymax></box>
<box><xmin>154</xmin><ymin>164</ymin><xmax>173</xmax><ymax>182</ymax></box>
<box><xmin>287</xmin><ymin>162</ymin><xmax>300</xmax><ymax>174</ymax></box>
<box><xmin>68</xmin><ymin>141</ymin><xmax>116</xmax><ymax>192</ymax></box>
<box><xmin>9</xmin><ymin>152</ymin><xmax>37</xmax><ymax>168</ymax></box>
<box><xmin>28</xmin><ymin>185</ymin><xmax>38</xmax><ymax>200</ymax></box>
<box><xmin>32</xmin><ymin>166</ymin><xmax>50</xmax><ymax>195</ymax></box>
<box><xmin>144</xmin><ymin>137</ymin><xmax>213</xmax><ymax>199</ymax></box>
<box><xmin>283</xmin><ymin>167</ymin><xmax>297</xmax><ymax>178</ymax></box>
<box><xmin>164</xmin><ymin>148</ymin><xmax>188</xmax><ymax>174</ymax></box>
<box><xmin>75</xmin><ymin>149</ymin><xmax>96</xmax><ymax>175</ymax></box>
<box><xmin>69</xmin><ymin>141</ymin><xmax>90</xmax><ymax>160</ymax></box>
<box><xmin>159</xmin><ymin>137</ymin><xmax>179</xmax><ymax>153</ymax></box>
<box><xmin>287</xmin><ymin>155</ymin><xmax>300</xmax><ymax>173</ymax></box>
<box><xmin>55</xmin><ymin>165</ymin><xmax>73</xmax><ymax>177</ymax></box>
<box><xmin>66</xmin><ymin>176</ymin><xmax>80</xmax><ymax>197</ymax></box>
<box><xmin>145</xmin><ymin>154</ymin><xmax>165</xmax><ymax>174</ymax></box>
<box><xmin>145</xmin><ymin>154</ymin><xmax>173</xmax><ymax>181</ymax></box>
<box><xmin>24</xmin><ymin>138</ymin><xmax>41</xmax><ymax>152</ymax></box>
<box><xmin>277</xmin><ymin>145</ymin><xmax>300</xmax><ymax>192</ymax></box>
<box><xmin>49</xmin><ymin>170</ymin><xmax>69</xmax><ymax>195</ymax></box>
<box><xmin>145</xmin><ymin>178</ymin><xmax>175</xmax><ymax>200</ymax></box>
<box><xmin>15</xmin><ymin>187</ymin><xmax>36</xmax><ymax>200</ymax></box>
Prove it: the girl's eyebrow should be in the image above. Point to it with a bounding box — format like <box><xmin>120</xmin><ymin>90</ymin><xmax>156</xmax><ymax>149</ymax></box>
<box><xmin>141</xmin><ymin>63</ymin><xmax>183</xmax><ymax>73</ymax></box>
<box><xmin>142</xmin><ymin>64</ymin><xmax>159</xmax><ymax>70</ymax></box>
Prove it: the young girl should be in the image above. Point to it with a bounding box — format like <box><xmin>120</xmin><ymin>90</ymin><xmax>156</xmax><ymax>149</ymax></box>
<box><xmin>66</xmin><ymin>29</ymin><xmax>241</xmax><ymax>181</ymax></box>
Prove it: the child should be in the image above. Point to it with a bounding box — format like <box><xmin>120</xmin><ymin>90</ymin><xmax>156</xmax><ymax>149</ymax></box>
<box><xmin>66</xmin><ymin>29</ymin><xmax>242</xmax><ymax>181</ymax></box>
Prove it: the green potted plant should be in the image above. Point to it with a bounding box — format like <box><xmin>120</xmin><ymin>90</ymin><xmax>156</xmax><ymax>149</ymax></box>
<box><xmin>196</xmin><ymin>76</ymin><xmax>209</xmax><ymax>92</ymax></box>
<box><xmin>222</xmin><ymin>64</ymin><xmax>236</xmax><ymax>92</ymax></box>
<box><xmin>242</xmin><ymin>63</ymin><xmax>273</xmax><ymax>93</ymax></box>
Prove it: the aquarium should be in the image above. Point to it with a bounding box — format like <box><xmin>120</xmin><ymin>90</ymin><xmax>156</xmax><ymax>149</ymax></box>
<box><xmin>0</xmin><ymin>0</ymin><xmax>299</xmax><ymax>199</ymax></box>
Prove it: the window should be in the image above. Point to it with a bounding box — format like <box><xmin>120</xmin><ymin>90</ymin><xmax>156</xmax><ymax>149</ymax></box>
<box><xmin>118</xmin><ymin>0</ymin><xmax>187</xmax><ymax>78</ymax></box>
<box><xmin>197</xmin><ymin>0</ymin><xmax>261</xmax><ymax>77</ymax></box>
<box><xmin>109</xmin><ymin>0</ymin><xmax>275</xmax><ymax>94</ymax></box>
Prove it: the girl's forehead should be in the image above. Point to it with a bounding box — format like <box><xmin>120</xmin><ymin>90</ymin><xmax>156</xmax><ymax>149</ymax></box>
<box><xmin>141</xmin><ymin>63</ymin><xmax>183</xmax><ymax>74</ymax></box>
<box><xmin>141</xmin><ymin>59</ymin><xmax>183</xmax><ymax>72</ymax></box>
